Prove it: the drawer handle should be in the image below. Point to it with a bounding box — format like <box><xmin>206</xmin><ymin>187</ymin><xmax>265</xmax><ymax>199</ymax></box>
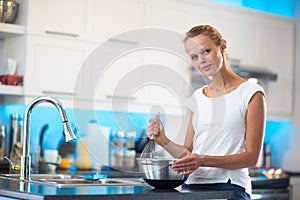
<box><xmin>106</xmin><ymin>95</ymin><xmax>137</xmax><ymax>100</ymax></box>
<box><xmin>45</xmin><ymin>30</ymin><xmax>79</xmax><ymax>37</ymax></box>
<box><xmin>108</xmin><ymin>39</ymin><xmax>138</xmax><ymax>45</ymax></box>
<box><xmin>43</xmin><ymin>90</ymin><xmax>76</xmax><ymax>96</ymax></box>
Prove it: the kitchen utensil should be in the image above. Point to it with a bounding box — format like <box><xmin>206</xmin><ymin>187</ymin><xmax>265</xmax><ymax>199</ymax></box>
<box><xmin>0</xmin><ymin>125</ymin><xmax>5</xmax><ymax>160</ymax></box>
<box><xmin>0</xmin><ymin>0</ymin><xmax>19</xmax><ymax>23</ymax></box>
<box><xmin>136</xmin><ymin>158</ymin><xmax>188</xmax><ymax>189</ymax></box>
<box><xmin>140</xmin><ymin>135</ymin><xmax>157</xmax><ymax>159</ymax></box>
<box><xmin>4</xmin><ymin>156</ymin><xmax>20</xmax><ymax>171</ymax></box>
<box><xmin>42</xmin><ymin>149</ymin><xmax>61</xmax><ymax>172</ymax></box>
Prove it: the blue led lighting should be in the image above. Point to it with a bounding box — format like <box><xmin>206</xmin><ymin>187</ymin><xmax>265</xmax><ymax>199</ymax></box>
<box><xmin>210</xmin><ymin>0</ymin><xmax>295</xmax><ymax>17</ymax></box>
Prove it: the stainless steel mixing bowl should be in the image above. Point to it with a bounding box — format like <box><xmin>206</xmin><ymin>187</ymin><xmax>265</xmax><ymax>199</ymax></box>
<box><xmin>0</xmin><ymin>0</ymin><xmax>19</xmax><ymax>23</ymax></box>
<box><xmin>136</xmin><ymin>158</ymin><xmax>188</xmax><ymax>189</ymax></box>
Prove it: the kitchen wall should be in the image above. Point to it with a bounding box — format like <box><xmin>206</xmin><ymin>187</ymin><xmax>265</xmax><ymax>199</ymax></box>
<box><xmin>1</xmin><ymin>0</ymin><xmax>297</xmax><ymax>170</ymax></box>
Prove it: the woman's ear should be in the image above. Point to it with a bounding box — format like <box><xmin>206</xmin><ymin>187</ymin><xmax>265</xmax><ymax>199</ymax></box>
<box><xmin>221</xmin><ymin>39</ymin><xmax>227</xmax><ymax>53</ymax></box>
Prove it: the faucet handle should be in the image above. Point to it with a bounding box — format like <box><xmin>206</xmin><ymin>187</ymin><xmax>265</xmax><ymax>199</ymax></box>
<box><xmin>63</xmin><ymin>122</ymin><xmax>77</xmax><ymax>142</ymax></box>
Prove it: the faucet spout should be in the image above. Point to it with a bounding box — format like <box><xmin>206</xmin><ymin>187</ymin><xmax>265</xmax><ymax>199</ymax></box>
<box><xmin>63</xmin><ymin>121</ymin><xmax>77</xmax><ymax>142</ymax></box>
<box><xmin>20</xmin><ymin>96</ymin><xmax>77</xmax><ymax>181</ymax></box>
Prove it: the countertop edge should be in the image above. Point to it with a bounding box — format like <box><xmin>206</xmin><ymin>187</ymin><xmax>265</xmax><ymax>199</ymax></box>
<box><xmin>0</xmin><ymin>187</ymin><xmax>234</xmax><ymax>200</ymax></box>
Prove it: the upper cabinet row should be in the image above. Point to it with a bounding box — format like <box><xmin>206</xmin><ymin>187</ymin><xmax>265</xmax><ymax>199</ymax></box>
<box><xmin>26</xmin><ymin>0</ymin><xmax>148</xmax><ymax>43</ymax></box>
<box><xmin>0</xmin><ymin>0</ymin><xmax>295</xmax><ymax>119</ymax></box>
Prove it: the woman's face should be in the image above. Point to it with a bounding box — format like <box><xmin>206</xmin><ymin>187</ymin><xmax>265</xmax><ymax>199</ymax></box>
<box><xmin>184</xmin><ymin>35</ymin><xmax>224</xmax><ymax>76</ymax></box>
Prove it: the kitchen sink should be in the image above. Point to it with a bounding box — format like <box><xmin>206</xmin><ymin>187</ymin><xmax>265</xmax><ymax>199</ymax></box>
<box><xmin>0</xmin><ymin>173</ymin><xmax>144</xmax><ymax>187</ymax></box>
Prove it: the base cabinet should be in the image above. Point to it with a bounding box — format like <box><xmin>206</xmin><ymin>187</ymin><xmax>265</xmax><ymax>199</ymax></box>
<box><xmin>289</xmin><ymin>176</ymin><xmax>300</xmax><ymax>200</ymax></box>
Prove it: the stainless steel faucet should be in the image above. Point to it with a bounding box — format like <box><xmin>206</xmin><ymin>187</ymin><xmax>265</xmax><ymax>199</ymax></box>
<box><xmin>20</xmin><ymin>96</ymin><xmax>77</xmax><ymax>180</ymax></box>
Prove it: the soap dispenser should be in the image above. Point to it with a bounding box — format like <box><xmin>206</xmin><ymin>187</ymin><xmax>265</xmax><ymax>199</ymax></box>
<box><xmin>74</xmin><ymin>137</ymin><xmax>92</xmax><ymax>170</ymax></box>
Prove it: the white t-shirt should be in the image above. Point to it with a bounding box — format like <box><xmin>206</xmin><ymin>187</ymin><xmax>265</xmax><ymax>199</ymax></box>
<box><xmin>186</xmin><ymin>81</ymin><xmax>265</xmax><ymax>195</ymax></box>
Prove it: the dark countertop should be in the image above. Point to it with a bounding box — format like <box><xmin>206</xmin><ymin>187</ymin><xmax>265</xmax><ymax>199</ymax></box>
<box><xmin>0</xmin><ymin>177</ymin><xmax>234</xmax><ymax>200</ymax></box>
<box><xmin>1</xmin><ymin>167</ymin><xmax>291</xmax><ymax>199</ymax></box>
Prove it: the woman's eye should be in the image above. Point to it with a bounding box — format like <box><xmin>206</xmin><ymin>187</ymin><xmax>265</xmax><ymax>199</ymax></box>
<box><xmin>191</xmin><ymin>55</ymin><xmax>198</xmax><ymax>61</ymax></box>
<box><xmin>203</xmin><ymin>49</ymin><xmax>211</xmax><ymax>55</ymax></box>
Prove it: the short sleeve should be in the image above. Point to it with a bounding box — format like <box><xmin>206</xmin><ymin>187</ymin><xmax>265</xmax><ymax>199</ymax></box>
<box><xmin>188</xmin><ymin>88</ymin><xmax>203</xmax><ymax>112</ymax></box>
<box><xmin>189</xmin><ymin>92</ymin><xmax>197</xmax><ymax>112</ymax></box>
<box><xmin>245</xmin><ymin>82</ymin><xmax>265</xmax><ymax>107</ymax></box>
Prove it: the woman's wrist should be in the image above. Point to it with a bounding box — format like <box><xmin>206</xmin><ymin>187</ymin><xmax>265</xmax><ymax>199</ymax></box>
<box><xmin>198</xmin><ymin>154</ymin><xmax>206</xmax><ymax>167</ymax></box>
<box><xmin>156</xmin><ymin>135</ymin><xmax>170</xmax><ymax>147</ymax></box>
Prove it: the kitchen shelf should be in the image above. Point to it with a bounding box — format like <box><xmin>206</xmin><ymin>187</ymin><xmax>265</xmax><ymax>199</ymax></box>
<box><xmin>0</xmin><ymin>23</ymin><xmax>25</xmax><ymax>38</ymax></box>
<box><xmin>0</xmin><ymin>85</ymin><xmax>23</xmax><ymax>95</ymax></box>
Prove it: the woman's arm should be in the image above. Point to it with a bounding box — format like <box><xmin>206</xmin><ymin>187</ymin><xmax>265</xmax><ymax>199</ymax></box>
<box><xmin>172</xmin><ymin>91</ymin><xmax>266</xmax><ymax>174</ymax></box>
<box><xmin>146</xmin><ymin>112</ymin><xmax>195</xmax><ymax>158</ymax></box>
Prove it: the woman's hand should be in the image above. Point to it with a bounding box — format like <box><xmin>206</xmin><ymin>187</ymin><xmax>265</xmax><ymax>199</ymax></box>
<box><xmin>146</xmin><ymin>115</ymin><xmax>166</xmax><ymax>142</ymax></box>
<box><xmin>171</xmin><ymin>153</ymin><xmax>203</xmax><ymax>175</ymax></box>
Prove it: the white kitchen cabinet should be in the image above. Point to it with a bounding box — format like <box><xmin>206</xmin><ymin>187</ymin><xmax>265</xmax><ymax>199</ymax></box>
<box><xmin>92</xmin><ymin>41</ymin><xmax>145</xmax><ymax>101</ymax></box>
<box><xmin>148</xmin><ymin>0</ymin><xmax>193</xmax><ymax>34</ymax></box>
<box><xmin>140</xmin><ymin>50</ymin><xmax>191</xmax><ymax>106</ymax></box>
<box><xmin>81</xmin><ymin>41</ymin><xmax>191</xmax><ymax>114</ymax></box>
<box><xmin>27</xmin><ymin>0</ymin><xmax>91</xmax><ymax>40</ymax></box>
<box><xmin>256</xmin><ymin>18</ymin><xmax>295</xmax><ymax>119</ymax></box>
<box><xmin>189</xmin><ymin>2</ymin><xmax>262</xmax><ymax>66</ymax></box>
<box><xmin>24</xmin><ymin>35</ymin><xmax>93</xmax><ymax>97</ymax></box>
<box><xmin>91</xmin><ymin>0</ymin><xmax>148</xmax><ymax>43</ymax></box>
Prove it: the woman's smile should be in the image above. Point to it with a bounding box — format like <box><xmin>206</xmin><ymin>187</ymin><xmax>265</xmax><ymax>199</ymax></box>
<box><xmin>201</xmin><ymin>64</ymin><xmax>212</xmax><ymax>72</ymax></box>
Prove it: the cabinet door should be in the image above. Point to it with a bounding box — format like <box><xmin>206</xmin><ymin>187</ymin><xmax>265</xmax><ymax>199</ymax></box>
<box><xmin>24</xmin><ymin>36</ymin><xmax>93</xmax><ymax>96</ymax></box>
<box><xmin>149</xmin><ymin>0</ymin><xmax>193</xmax><ymax>34</ymax></box>
<box><xmin>93</xmin><ymin>41</ymin><xmax>145</xmax><ymax>102</ymax></box>
<box><xmin>91</xmin><ymin>0</ymin><xmax>147</xmax><ymax>42</ymax></box>
<box><xmin>190</xmin><ymin>4</ymin><xmax>260</xmax><ymax>66</ymax></box>
<box><xmin>27</xmin><ymin>0</ymin><xmax>91</xmax><ymax>40</ymax></box>
<box><xmin>257</xmin><ymin>19</ymin><xmax>294</xmax><ymax>118</ymax></box>
<box><xmin>140</xmin><ymin>50</ymin><xmax>191</xmax><ymax>107</ymax></box>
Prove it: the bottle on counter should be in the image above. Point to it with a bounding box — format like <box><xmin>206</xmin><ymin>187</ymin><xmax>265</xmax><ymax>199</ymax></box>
<box><xmin>263</xmin><ymin>143</ymin><xmax>271</xmax><ymax>168</ymax></box>
<box><xmin>0</xmin><ymin>125</ymin><xmax>6</xmax><ymax>160</ymax></box>
<box><xmin>74</xmin><ymin>137</ymin><xmax>92</xmax><ymax>170</ymax></box>
<box><xmin>9</xmin><ymin>114</ymin><xmax>19</xmax><ymax>154</ymax></box>
<box><xmin>124</xmin><ymin>150</ymin><xmax>136</xmax><ymax>168</ymax></box>
<box><xmin>87</xmin><ymin>120</ymin><xmax>110</xmax><ymax>170</ymax></box>
<box><xmin>9</xmin><ymin>114</ymin><xmax>23</xmax><ymax>163</ymax></box>
<box><xmin>125</xmin><ymin>131</ymin><xmax>136</xmax><ymax>149</ymax></box>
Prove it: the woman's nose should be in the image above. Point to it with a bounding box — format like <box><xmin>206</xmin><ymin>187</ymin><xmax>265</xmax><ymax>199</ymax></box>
<box><xmin>194</xmin><ymin>56</ymin><xmax>206</xmax><ymax>65</ymax></box>
<box><xmin>199</xmin><ymin>54</ymin><xmax>207</xmax><ymax>64</ymax></box>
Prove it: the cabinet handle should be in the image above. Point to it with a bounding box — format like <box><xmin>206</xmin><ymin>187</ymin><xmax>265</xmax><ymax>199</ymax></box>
<box><xmin>43</xmin><ymin>90</ymin><xmax>76</xmax><ymax>96</ymax></box>
<box><xmin>45</xmin><ymin>30</ymin><xmax>79</xmax><ymax>37</ymax></box>
<box><xmin>106</xmin><ymin>95</ymin><xmax>137</xmax><ymax>100</ymax></box>
<box><xmin>108</xmin><ymin>39</ymin><xmax>138</xmax><ymax>45</ymax></box>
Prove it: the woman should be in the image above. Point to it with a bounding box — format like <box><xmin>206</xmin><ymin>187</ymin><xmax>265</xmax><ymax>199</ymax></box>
<box><xmin>147</xmin><ymin>25</ymin><xmax>266</xmax><ymax>199</ymax></box>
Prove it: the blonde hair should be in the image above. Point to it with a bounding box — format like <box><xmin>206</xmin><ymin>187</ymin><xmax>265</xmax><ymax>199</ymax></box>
<box><xmin>184</xmin><ymin>25</ymin><xmax>223</xmax><ymax>46</ymax></box>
